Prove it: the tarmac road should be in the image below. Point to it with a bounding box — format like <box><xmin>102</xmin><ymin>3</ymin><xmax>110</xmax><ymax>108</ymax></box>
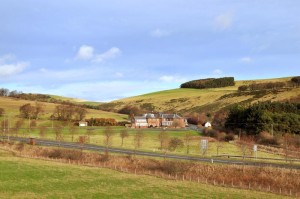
<box><xmin>2</xmin><ymin>136</ymin><xmax>300</xmax><ymax>170</ymax></box>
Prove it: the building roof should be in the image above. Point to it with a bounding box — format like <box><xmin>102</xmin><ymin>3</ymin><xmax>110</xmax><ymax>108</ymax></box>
<box><xmin>160</xmin><ymin>113</ymin><xmax>182</xmax><ymax>119</ymax></box>
<box><xmin>134</xmin><ymin>113</ymin><xmax>183</xmax><ymax>120</ymax></box>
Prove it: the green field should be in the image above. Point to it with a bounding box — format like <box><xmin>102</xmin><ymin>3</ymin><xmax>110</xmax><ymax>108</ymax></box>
<box><xmin>10</xmin><ymin>126</ymin><xmax>285</xmax><ymax>162</ymax></box>
<box><xmin>0</xmin><ymin>149</ymin><xmax>290</xmax><ymax>199</ymax></box>
<box><xmin>107</xmin><ymin>77</ymin><xmax>300</xmax><ymax>114</ymax></box>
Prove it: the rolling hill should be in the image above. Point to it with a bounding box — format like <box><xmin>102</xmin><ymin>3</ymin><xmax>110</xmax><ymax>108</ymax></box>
<box><xmin>0</xmin><ymin>96</ymin><xmax>128</xmax><ymax>126</ymax></box>
<box><xmin>101</xmin><ymin>77</ymin><xmax>300</xmax><ymax>114</ymax></box>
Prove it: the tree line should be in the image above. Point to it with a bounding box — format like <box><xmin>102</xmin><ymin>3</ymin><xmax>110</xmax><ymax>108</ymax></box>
<box><xmin>180</xmin><ymin>77</ymin><xmax>235</xmax><ymax>89</ymax></box>
<box><xmin>225</xmin><ymin>101</ymin><xmax>300</xmax><ymax>135</ymax></box>
<box><xmin>238</xmin><ymin>76</ymin><xmax>300</xmax><ymax>92</ymax></box>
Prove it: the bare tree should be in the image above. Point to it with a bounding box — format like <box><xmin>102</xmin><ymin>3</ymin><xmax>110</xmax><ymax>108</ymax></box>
<box><xmin>1</xmin><ymin>119</ymin><xmax>8</xmax><ymax>136</ymax></box>
<box><xmin>103</xmin><ymin>126</ymin><xmax>115</xmax><ymax>155</ymax></box>
<box><xmin>38</xmin><ymin>126</ymin><xmax>47</xmax><ymax>139</ymax></box>
<box><xmin>119</xmin><ymin>129</ymin><xmax>129</xmax><ymax>147</ymax></box>
<box><xmin>216</xmin><ymin>141</ymin><xmax>223</xmax><ymax>156</ymax></box>
<box><xmin>184</xmin><ymin>131</ymin><xmax>193</xmax><ymax>154</ymax></box>
<box><xmin>158</xmin><ymin>130</ymin><xmax>169</xmax><ymax>150</ymax></box>
<box><xmin>172</xmin><ymin>119</ymin><xmax>184</xmax><ymax>128</ymax></box>
<box><xmin>54</xmin><ymin>125</ymin><xmax>64</xmax><ymax>141</ymax></box>
<box><xmin>86</xmin><ymin>128</ymin><xmax>95</xmax><ymax>143</ymax></box>
<box><xmin>168</xmin><ymin>137</ymin><xmax>184</xmax><ymax>152</ymax></box>
<box><xmin>0</xmin><ymin>108</ymin><xmax>4</xmax><ymax>117</ymax></box>
<box><xmin>14</xmin><ymin>119</ymin><xmax>24</xmax><ymax>137</ymax></box>
<box><xmin>133</xmin><ymin>130</ymin><xmax>144</xmax><ymax>153</ymax></box>
<box><xmin>69</xmin><ymin>125</ymin><xmax>78</xmax><ymax>142</ymax></box>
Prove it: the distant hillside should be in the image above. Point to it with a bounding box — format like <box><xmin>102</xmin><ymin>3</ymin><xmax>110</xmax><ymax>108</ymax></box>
<box><xmin>0</xmin><ymin>97</ymin><xmax>127</xmax><ymax>126</ymax></box>
<box><xmin>99</xmin><ymin>77</ymin><xmax>300</xmax><ymax>115</ymax></box>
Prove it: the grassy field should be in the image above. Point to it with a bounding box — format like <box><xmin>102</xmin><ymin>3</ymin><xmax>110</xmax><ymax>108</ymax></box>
<box><xmin>108</xmin><ymin>77</ymin><xmax>300</xmax><ymax>114</ymax></box>
<box><xmin>10</xmin><ymin>126</ymin><xmax>285</xmax><ymax>162</ymax></box>
<box><xmin>0</xmin><ymin>96</ymin><xmax>127</xmax><ymax>122</ymax></box>
<box><xmin>0</xmin><ymin>149</ymin><xmax>291</xmax><ymax>199</ymax></box>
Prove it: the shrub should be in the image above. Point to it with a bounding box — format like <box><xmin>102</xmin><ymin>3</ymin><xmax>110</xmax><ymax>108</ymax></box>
<box><xmin>238</xmin><ymin>85</ymin><xmax>248</xmax><ymax>91</ymax></box>
<box><xmin>224</xmin><ymin>133</ymin><xmax>235</xmax><ymax>141</ymax></box>
<box><xmin>160</xmin><ymin>161</ymin><xmax>192</xmax><ymax>174</ymax></box>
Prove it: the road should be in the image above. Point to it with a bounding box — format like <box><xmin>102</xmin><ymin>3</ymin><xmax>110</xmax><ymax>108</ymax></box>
<box><xmin>2</xmin><ymin>136</ymin><xmax>300</xmax><ymax>170</ymax></box>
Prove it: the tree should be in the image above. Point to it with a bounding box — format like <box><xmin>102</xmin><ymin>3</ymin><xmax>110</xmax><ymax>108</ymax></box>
<box><xmin>119</xmin><ymin>129</ymin><xmax>129</xmax><ymax>147</ymax></box>
<box><xmin>69</xmin><ymin>125</ymin><xmax>78</xmax><ymax>142</ymax></box>
<box><xmin>54</xmin><ymin>125</ymin><xmax>64</xmax><ymax>141</ymax></box>
<box><xmin>184</xmin><ymin>132</ymin><xmax>193</xmax><ymax>154</ymax></box>
<box><xmin>75</xmin><ymin>107</ymin><xmax>87</xmax><ymax>121</ymax></box>
<box><xmin>168</xmin><ymin>137</ymin><xmax>184</xmax><ymax>151</ymax></box>
<box><xmin>133</xmin><ymin>130</ymin><xmax>144</xmax><ymax>151</ymax></box>
<box><xmin>172</xmin><ymin>119</ymin><xmax>184</xmax><ymax>128</ymax></box>
<box><xmin>39</xmin><ymin>126</ymin><xmax>47</xmax><ymax>139</ymax></box>
<box><xmin>0</xmin><ymin>108</ymin><xmax>4</xmax><ymax>117</ymax></box>
<box><xmin>14</xmin><ymin>119</ymin><xmax>24</xmax><ymax>137</ymax></box>
<box><xmin>86</xmin><ymin>128</ymin><xmax>95</xmax><ymax>143</ymax></box>
<box><xmin>34</xmin><ymin>102</ymin><xmax>44</xmax><ymax>119</ymax></box>
<box><xmin>216</xmin><ymin>141</ymin><xmax>223</xmax><ymax>156</ymax></box>
<box><xmin>158</xmin><ymin>130</ymin><xmax>169</xmax><ymax>150</ymax></box>
<box><xmin>1</xmin><ymin>119</ymin><xmax>8</xmax><ymax>136</ymax></box>
<box><xmin>103</xmin><ymin>126</ymin><xmax>115</xmax><ymax>155</ymax></box>
<box><xmin>19</xmin><ymin>103</ymin><xmax>35</xmax><ymax>119</ymax></box>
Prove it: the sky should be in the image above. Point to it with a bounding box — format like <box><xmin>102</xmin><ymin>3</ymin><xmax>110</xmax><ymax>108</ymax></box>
<box><xmin>0</xmin><ymin>0</ymin><xmax>299</xmax><ymax>101</ymax></box>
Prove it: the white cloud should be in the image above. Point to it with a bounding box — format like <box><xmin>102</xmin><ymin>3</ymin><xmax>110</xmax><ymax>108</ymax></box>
<box><xmin>240</xmin><ymin>57</ymin><xmax>253</xmax><ymax>63</ymax></box>
<box><xmin>93</xmin><ymin>47</ymin><xmax>121</xmax><ymax>63</ymax></box>
<box><xmin>75</xmin><ymin>45</ymin><xmax>94</xmax><ymax>60</ymax></box>
<box><xmin>212</xmin><ymin>69</ymin><xmax>223</xmax><ymax>75</ymax></box>
<box><xmin>214</xmin><ymin>12</ymin><xmax>233</xmax><ymax>30</ymax></box>
<box><xmin>150</xmin><ymin>29</ymin><xmax>171</xmax><ymax>38</ymax></box>
<box><xmin>159</xmin><ymin>75</ymin><xmax>185</xmax><ymax>83</ymax></box>
<box><xmin>0</xmin><ymin>54</ymin><xmax>15</xmax><ymax>64</ymax></box>
<box><xmin>74</xmin><ymin>45</ymin><xmax>121</xmax><ymax>63</ymax></box>
<box><xmin>0</xmin><ymin>54</ymin><xmax>29</xmax><ymax>77</ymax></box>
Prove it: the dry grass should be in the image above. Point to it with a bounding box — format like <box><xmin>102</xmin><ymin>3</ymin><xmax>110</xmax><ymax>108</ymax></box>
<box><xmin>0</xmin><ymin>96</ymin><xmax>127</xmax><ymax>121</ymax></box>
<box><xmin>110</xmin><ymin>77</ymin><xmax>300</xmax><ymax>113</ymax></box>
<box><xmin>1</xmin><ymin>141</ymin><xmax>299</xmax><ymax>197</ymax></box>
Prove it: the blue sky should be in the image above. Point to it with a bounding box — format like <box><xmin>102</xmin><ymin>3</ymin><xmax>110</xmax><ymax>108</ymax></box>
<box><xmin>0</xmin><ymin>0</ymin><xmax>299</xmax><ymax>101</ymax></box>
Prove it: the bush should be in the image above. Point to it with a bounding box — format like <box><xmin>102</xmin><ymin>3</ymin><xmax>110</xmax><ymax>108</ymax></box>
<box><xmin>160</xmin><ymin>161</ymin><xmax>192</xmax><ymax>174</ymax></box>
<box><xmin>238</xmin><ymin>85</ymin><xmax>248</xmax><ymax>91</ymax></box>
<box><xmin>224</xmin><ymin>133</ymin><xmax>235</xmax><ymax>141</ymax></box>
<box><xmin>291</xmin><ymin>76</ymin><xmax>300</xmax><ymax>84</ymax></box>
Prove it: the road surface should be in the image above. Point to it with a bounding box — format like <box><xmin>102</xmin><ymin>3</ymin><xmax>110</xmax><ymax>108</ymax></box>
<box><xmin>1</xmin><ymin>136</ymin><xmax>299</xmax><ymax>170</ymax></box>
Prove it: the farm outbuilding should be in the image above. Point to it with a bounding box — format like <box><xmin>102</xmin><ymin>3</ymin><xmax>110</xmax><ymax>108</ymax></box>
<box><xmin>79</xmin><ymin>121</ymin><xmax>88</xmax><ymax>127</ymax></box>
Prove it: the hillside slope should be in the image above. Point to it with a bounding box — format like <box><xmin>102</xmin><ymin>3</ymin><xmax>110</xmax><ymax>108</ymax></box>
<box><xmin>103</xmin><ymin>77</ymin><xmax>300</xmax><ymax>114</ymax></box>
<box><xmin>0</xmin><ymin>96</ymin><xmax>127</xmax><ymax>124</ymax></box>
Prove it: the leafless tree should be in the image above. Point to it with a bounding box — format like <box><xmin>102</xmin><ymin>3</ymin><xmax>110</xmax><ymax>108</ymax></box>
<box><xmin>38</xmin><ymin>126</ymin><xmax>47</xmax><ymax>139</ymax></box>
<box><xmin>86</xmin><ymin>128</ymin><xmax>95</xmax><ymax>143</ymax></box>
<box><xmin>184</xmin><ymin>131</ymin><xmax>193</xmax><ymax>154</ymax></box>
<box><xmin>119</xmin><ymin>129</ymin><xmax>129</xmax><ymax>147</ymax></box>
<box><xmin>158</xmin><ymin>130</ymin><xmax>169</xmax><ymax>150</ymax></box>
<box><xmin>54</xmin><ymin>125</ymin><xmax>64</xmax><ymax>141</ymax></box>
<box><xmin>103</xmin><ymin>126</ymin><xmax>115</xmax><ymax>155</ymax></box>
<box><xmin>216</xmin><ymin>141</ymin><xmax>223</xmax><ymax>156</ymax></box>
<box><xmin>69</xmin><ymin>125</ymin><xmax>78</xmax><ymax>142</ymax></box>
<box><xmin>134</xmin><ymin>130</ymin><xmax>144</xmax><ymax>151</ymax></box>
<box><xmin>14</xmin><ymin>119</ymin><xmax>24</xmax><ymax>137</ymax></box>
<box><xmin>168</xmin><ymin>137</ymin><xmax>184</xmax><ymax>152</ymax></box>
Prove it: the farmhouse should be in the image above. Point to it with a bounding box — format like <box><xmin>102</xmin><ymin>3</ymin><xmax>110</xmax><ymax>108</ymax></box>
<box><xmin>131</xmin><ymin>113</ymin><xmax>187</xmax><ymax>128</ymax></box>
